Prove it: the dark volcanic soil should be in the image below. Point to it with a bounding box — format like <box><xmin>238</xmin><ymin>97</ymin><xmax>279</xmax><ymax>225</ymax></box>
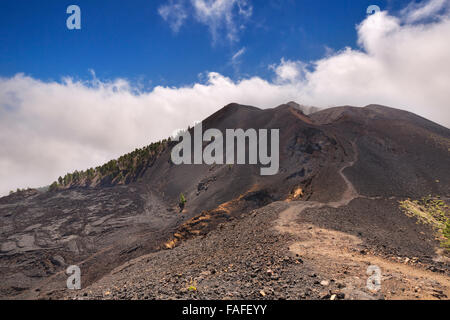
<box><xmin>69</xmin><ymin>202</ymin><xmax>324</xmax><ymax>300</ymax></box>
<box><xmin>0</xmin><ymin>184</ymin><xmax>183</xmax><ymax>298</ymax></box>
<box><xmin>67</xmin><ymin>198</ymin><xmax>449</xmax><ymax>300</ymax></box>
<box><xmin>1</xmin><ymin>103</ymin><xmax>449</xmax><ymax>300</ymax></box>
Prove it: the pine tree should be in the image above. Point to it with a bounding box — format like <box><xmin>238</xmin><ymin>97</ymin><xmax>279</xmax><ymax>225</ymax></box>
<box><xmin>49</xmin><ymin>182</ymin><xmax>58</xmax><ymax>191</ymax></box>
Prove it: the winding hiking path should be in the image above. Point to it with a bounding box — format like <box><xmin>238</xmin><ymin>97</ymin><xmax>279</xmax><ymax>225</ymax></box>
<box><xmin>274</xmin><ymin>140</ymin><xmax>450</xmax><ymax>300</ymax></box>
<box><xmin>275</xmin><ymin>141</ymin><xmax>360</xmax><ymax>233</ymax></box>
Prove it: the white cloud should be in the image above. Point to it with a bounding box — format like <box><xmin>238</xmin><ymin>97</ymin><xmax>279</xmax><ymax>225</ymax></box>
<box><xmin>192</xmin><ymin>0</ymin><xmax>252</xmax><ymax>42</ymax></box>
<box><xmin>158</xmin><ymin>0</ymin><xmax>189</xmax><ymax>33</ymax></box>
<box><xmin>231</xmin><ymin>47</ymin><xmax>246</xmax><ymax>64</ymax></box>
<box><xmin>270</xmin><ymin>58</ymin><xmax>308</xmax><ymax>84</ymax></box>
<box><xmin>158</xmin><ymin>0</ymin><xmax>253</xmax><ymax>42</ymax></box>
<box><xmin>402</xmin><ymin>0</ymin><xmax>449</xmax><ymax>23</ymax></box>
<box><xmin>295</xmin><ymin>8</ymin><xmax>450</xmax><ymax>121</ymax></box>
<box><xmin>1</xmin><ymin>0</ymin><xmax>450</xmax><ymax>196</ymax></box>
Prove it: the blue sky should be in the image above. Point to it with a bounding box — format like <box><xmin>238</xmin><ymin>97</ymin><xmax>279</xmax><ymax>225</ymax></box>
<box><xmin>0</xmin><ymin>0</ymin><xmax>412</xmax><ymax>87</ymax></box>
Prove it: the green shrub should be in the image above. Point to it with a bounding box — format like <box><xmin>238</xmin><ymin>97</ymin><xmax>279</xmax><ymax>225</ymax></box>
<box><xmin>400</xmin><ymin>196</ymin><xmax>449</xmax><ymax>251</ymax></box>
<box><xmin>179</xmin><ymin>193</ymin><xmax>187</xmax><ymax>211</ymax></box>
<box><xmin>443</xmin><ymin>221</ymin><xmax>450</xmax><ymax>249</ymax></box>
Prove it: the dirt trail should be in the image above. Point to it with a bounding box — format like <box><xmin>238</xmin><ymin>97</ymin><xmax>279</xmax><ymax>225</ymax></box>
<box><xmin>275</xmin><ymin>140</ymin><xmax>450</xmax><ymax>300</ymax></box>
<box><xmin>275</xmin><ymin>141</ymin><xmax>359</xmax><ymax>233</ymax></box>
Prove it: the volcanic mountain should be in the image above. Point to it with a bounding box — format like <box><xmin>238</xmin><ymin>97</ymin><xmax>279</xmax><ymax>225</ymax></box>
<box><xmin>0</xmin><ymin>103</ymin><xmax>449</xmax><ymax>300</ymax></box>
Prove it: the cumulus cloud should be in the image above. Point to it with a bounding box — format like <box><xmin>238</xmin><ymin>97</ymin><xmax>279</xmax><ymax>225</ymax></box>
<box><xmin>295</xmin><ymin>7</ymin><xmax>450</xmax><ymax>122</ymax></box>
<box><xmin>158</xmin><ymin>0</ymin><xmax>253</xmax><ymax>42</ymax></box>
<box><xmin>270</xmin><ymin>58</ymin><xmax>308</xmax><ymax>84</ymax></box>
<box><xmin>1</xmin><ymin>0</ymin><xmax>450</xmax><ymax>195</ymax></box>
